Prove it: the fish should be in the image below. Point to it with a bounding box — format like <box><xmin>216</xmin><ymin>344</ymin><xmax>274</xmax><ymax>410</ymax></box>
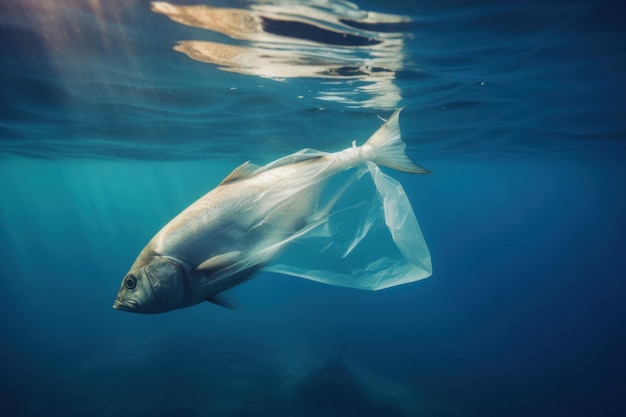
<box><xmin>113</xmin><ymin>109</ymin><xmax>429</xmax><ymax>314</ymax></box>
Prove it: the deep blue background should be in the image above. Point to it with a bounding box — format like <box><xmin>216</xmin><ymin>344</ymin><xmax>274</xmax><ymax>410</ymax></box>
<box><xmin>1</xmin><ymin>0</ymin><xmax>625</xmax><ymax>416</ymax></box>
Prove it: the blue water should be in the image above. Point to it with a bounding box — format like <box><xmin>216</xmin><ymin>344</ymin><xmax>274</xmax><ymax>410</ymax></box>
<box><xmin>1</xmin><ymin>0</ymin><xmax>625</xmax><ymax>416</ymax></box>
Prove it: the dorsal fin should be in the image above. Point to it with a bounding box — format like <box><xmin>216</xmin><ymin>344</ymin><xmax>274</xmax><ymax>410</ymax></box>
<box><xmin>219</xmin><ymin>161</ymin><xmax>260</xmax><ymax>185</ymax></box>
<box><xmin>250</xmin><ymin>149</ymin><xmax>327</xmax><ymax>176</ymax></box>
<box><xmin>219</xmin><ymin>150</ymin><xmax>327</xmax><ymax>186</ymax></box>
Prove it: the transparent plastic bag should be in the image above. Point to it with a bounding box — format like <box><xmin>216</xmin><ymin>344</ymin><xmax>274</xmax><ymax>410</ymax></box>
<box><xmin>265</xmin><ymin>161</ymin><xmax>431</xmax><ymax>290</ymax></box>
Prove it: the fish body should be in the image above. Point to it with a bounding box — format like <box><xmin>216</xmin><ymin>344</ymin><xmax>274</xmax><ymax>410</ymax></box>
<box><xmin>114</xmin><ymin>109</ymin><xmax>428</xmax><ymax>313</ymax></box>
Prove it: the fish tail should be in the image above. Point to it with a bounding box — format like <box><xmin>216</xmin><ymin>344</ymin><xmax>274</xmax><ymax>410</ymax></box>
<box><xmin>364</xmin><ymin>108</ymin><xmax>429</xmax><ymax>174</ymax></box>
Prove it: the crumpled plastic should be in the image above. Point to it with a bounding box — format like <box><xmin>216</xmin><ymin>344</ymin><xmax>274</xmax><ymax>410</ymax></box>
<box><xmin>265</xmin><ymin>161</ymin><xmax>431</xmax><ymax>290</ymax></box>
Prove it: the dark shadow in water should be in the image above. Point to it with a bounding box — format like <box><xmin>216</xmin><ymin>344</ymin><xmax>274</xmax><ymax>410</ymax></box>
<box><xmin>230</xmin><ymin>358</ymin><xmax>406</xmax><ymax>417</ymax></box>
<box><xmin>5</xmin><ymin>332</ymin><xmax>414</xmax><ymax>417</ymax></box>
<box><xmin>293</xmin><ymin>359</ymin><xmax>406</xmax><ymax>417</ymax></box>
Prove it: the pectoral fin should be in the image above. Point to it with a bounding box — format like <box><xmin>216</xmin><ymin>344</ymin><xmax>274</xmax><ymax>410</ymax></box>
<box><xmin>193</xmin><ymin>251</ymin><xmax>241</xmax><ymax>275</ymax></box>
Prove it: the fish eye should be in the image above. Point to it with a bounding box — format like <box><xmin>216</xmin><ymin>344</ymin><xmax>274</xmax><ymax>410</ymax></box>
<box><xmin>124</xmin><ymin>274</ymin><xmax>137</xmax><ymax>290</ymax></box>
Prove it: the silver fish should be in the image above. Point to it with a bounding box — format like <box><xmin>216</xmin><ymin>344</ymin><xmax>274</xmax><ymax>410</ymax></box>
<box><xmin>113</xmin><ymin>109</ymin><xmax>428</xmax><ymax>314</ymax></box>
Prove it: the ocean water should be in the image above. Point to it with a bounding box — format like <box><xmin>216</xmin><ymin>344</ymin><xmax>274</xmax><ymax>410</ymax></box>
<box><xmin>1</xmin><ymin>0</ymin><xmax>625</xmax><ymax>416</ymax></box>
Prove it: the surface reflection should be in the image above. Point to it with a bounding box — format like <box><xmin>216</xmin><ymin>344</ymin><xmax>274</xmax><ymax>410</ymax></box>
<box><xmin>152</xmin><ymin>0</ymin><xmax>413</xmax><ymax>109</ymax></box>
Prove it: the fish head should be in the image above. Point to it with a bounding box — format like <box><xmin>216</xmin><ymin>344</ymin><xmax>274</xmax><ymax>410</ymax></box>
<box><xmin>113</xmin><ymin>254</ymin><xmax>186</xmax><ymax>314</ymax></box>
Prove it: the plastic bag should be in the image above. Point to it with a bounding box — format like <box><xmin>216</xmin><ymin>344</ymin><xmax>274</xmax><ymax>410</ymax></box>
<box><xmin>265</xmin><ymin>161</ymin><xmax>431</xmax><ymax>290</ymax></box>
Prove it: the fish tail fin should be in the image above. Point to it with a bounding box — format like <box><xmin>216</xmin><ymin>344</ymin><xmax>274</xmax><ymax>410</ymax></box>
<box><xmin>364</xmin><ymin>108</ymin><xmax>429</xmax><ymax>174</ymax></box>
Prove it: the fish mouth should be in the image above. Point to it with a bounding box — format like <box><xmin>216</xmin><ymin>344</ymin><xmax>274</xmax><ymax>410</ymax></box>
<box><xmin>113</xmin><ymin>299</ymin><xmax>138</xmax><ymax>312</ymax></box>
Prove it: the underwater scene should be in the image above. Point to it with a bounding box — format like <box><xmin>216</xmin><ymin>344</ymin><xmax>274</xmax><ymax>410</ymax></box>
<box><xmin>1</xmin><ymin>0</ymin><xmax>625</xmax><ymax>416</ymax></box>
